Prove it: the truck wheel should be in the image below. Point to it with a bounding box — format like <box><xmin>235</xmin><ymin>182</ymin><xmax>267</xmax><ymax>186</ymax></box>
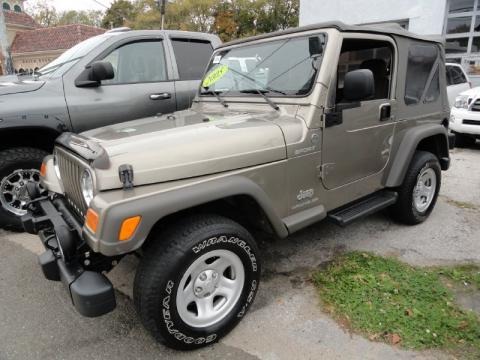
<box><xmin>454</xmin><ymin>132</ymin><xmax>476</xmax><ymax>148</ymax></box>
<box><xmin>133</xmin><ymin>214</ymin><xmax>260</xmax><ymax>350</ymax></box>
<box><xmin>0</xmin><ymin>147</ymin><xmax>48</xmax><ymax>231</ymax></box>
<box><xmin>390</xmin><ymin>151</ymin><xmax>441</xmax><ymax>225</ymax></box>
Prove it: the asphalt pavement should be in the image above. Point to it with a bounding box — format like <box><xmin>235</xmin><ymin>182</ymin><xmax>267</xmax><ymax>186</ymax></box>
<box><xmin>1</xmin><ymin>146</ymin><xmax>479</xmax><ymax>360</ymax></box>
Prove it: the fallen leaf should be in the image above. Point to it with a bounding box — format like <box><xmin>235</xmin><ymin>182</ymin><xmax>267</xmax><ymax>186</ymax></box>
<box><xmin>405</xmin><ymin>308</ymin><xmax>413</xmax><ymax>317</ymax></box>
<box><xmin>388</xmin><ymin>333</ymin><xmax>402</xmax><ymax>345</ymax></box>
<box><xmin>369</xmin><ymin>333</ymin><xmax>380</xmax><ymax>341</ymax></box>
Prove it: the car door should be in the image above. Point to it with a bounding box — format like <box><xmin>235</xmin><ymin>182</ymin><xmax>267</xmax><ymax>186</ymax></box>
<box><xmin>322</xmin><ymin>36</ymin><xmax>397</xmax><ymax>190</ymax></box>
<box><xmin>64</xmin><ymin>38</ymin><xmax>176</xmax><ymax>133</ymax></box>
<box><xmin>168</xmin><ymin>37</ymin><xmax>215</xmax><ymax>110</ymax></box>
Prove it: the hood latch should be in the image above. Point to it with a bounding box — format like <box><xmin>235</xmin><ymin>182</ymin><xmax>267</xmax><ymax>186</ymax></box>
<box><xmin>119</xmin><ymin>164</ymin><xmax>134</xmax><ymax>190</ymax></box>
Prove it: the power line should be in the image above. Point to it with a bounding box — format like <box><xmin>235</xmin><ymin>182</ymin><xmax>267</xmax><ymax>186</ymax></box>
<box><xmin>91</xmin><ymin>0</ymin><xmax>110</xmax><ymax>10</ymax></box>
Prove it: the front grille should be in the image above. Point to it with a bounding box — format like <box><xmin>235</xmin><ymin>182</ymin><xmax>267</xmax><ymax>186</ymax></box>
<box><xmin>463</xmin><ymin>119</ymin><xmax>480</xmax><ymax>126</ymax></box>
<box><xmin>471</xmin><ymin>99</ymin><xmax>480</xmax><ymax>111</ymax></box>
<box><xmin>55</xmin><ymin>147</ymin><xmax>88</xmax><ymax>217</ymax></box>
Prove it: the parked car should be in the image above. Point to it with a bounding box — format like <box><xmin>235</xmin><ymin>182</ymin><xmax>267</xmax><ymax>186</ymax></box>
<box><xmin>0</xmin><ymin>28</ymin><xmax>221</xmax><ymax>230</ymax></box>
<box><xmin>23</xmin><ymin>21</ymin><xmax>451</xmax><ymax>350</ymax></box>
<box><xmin>450</xmin><ymin>87</ymin><xmax>480</xmax><ymax>147</ymax></box>
<box><xmin>446</xmin><ymin>62</ymin><xmax>471</xmax><ymax>107</ymax></box>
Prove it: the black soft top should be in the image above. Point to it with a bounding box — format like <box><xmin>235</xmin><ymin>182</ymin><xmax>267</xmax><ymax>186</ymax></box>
<box><xmin>218</xmin><ymin>21</ymin><xmax>443</xmax><ymax>49</ymax></box>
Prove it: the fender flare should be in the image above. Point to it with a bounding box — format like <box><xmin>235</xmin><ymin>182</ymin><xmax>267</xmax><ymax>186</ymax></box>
<box><xmin>385</xmin><ymin>123</ymin><xmax>449</xmax><ymax>187</ymax></box>
<box><xmin>92</xmin><ymin>175</ymin><xmax>289</xmax><ymax>256</ymax></box>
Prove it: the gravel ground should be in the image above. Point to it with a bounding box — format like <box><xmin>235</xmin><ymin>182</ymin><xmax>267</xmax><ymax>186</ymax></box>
<box><xmin>0</xmin><ymin>146</ymin><xmax>479</xmax><ymax>360</ymax></box>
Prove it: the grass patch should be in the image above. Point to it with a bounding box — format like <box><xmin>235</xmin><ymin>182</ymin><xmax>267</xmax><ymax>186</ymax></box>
<box><xmin>313</xmin><ymin>252</ymin><xmax>480</xmax><ymax>354</ymax></box>
<box><xmin>445</xmin><ymin>198</ymin><xmax>479</xmax><ymax>210</ymax></box>
<box><xmin>437</xmin><ymin>265</ymin><xmax>480</xmax><ymax>291</ymax></box>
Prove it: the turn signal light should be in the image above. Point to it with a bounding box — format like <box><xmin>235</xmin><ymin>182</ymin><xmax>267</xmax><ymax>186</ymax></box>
<box><xmin>40</xmin><ymin>162</ymin><xmax>47</xmax><ymax>177</ymax></box>
<box><xmin>119</xmin><ymin>216</ymin><xmax>141</xmax><ymax>241</ymax></box>
<box><xmin>85</xmin><ymin>208</ymin><xmax>99</xmax><ymax>234</ymax></box>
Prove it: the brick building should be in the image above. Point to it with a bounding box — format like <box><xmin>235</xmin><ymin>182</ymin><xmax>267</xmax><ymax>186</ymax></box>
<box><xmin>1</xmin><ymin>0</ymin><xmax>104</xmax><ymax>75</ymax></box>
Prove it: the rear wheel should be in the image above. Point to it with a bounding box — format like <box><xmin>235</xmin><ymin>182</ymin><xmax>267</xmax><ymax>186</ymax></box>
<box><xmin>390</xmin><ymin>151</ymin><xmax>441</xmax><ymax>225</ymax></box>
<box><xmin>133</xmin><ymin>214</ymin><xmax>260</xmax><ymax>350</ymax></box>
<box><xmin>0</xmin><ymin>147</ymin><xmax>48</xmax><ymax>231</ymax></box>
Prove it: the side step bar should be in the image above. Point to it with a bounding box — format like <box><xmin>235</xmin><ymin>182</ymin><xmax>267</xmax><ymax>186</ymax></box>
<box><xmin>328</xmin><ymin>191</ymin><xmax>398</xmax><ymax>227</ymax></box>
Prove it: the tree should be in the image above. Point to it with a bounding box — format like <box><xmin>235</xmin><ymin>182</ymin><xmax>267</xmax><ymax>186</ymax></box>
<box><xmin>57</xmin><ymin>10</ymin><xmax>104</xmax><ymax>28</ymax></box>
<box><xmin>101</xmin><ymin>0</ymin><xmax>137</xmax><ymax>29</ymax></box>
<box><xmin>25</xmin><ymin>0</ymin><xmax>58</xmax><ymax>27</ymax></box>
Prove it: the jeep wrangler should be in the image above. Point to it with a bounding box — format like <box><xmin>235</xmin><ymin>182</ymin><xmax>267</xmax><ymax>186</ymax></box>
<box><xmin>23</xmin><ymin>22</ymin><xmax>451</xmax><ymax>350</ymax></box>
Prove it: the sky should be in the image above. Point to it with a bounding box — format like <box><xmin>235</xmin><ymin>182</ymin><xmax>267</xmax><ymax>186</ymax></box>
<box><xmin>25</xmin><ymin>0</ymin><xmax>115</xmax><ymax>12</ymax></box>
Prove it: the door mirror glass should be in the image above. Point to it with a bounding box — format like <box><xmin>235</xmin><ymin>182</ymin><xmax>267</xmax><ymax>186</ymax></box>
<box><xmin>343</xmin><ymin>69</ymin><xmax>375</xmax><ymax>102</ymax></box>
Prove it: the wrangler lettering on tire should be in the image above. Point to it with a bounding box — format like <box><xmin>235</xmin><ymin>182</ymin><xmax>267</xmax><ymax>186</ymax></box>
<box><xmin>133</xmin><ymin>214</ymin><xmax>260</xmax><ymax>350</ymax></box>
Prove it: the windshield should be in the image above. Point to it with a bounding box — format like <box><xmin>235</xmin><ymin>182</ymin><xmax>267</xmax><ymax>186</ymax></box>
<box><xmin>200</xmin><ymin>34</ymin><xmax>326</xmax><ymax>97</ymax></box>
<box><xmin>37</xmin><ymin>34</ymin><xmax>115</xmax><ymax>79</ymax></box>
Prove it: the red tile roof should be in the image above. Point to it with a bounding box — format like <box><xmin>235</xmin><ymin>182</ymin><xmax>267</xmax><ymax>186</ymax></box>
<box><xmin>3</xmin><ymin>10</ymin><xmax>38</xmax><ymax>29</ymax></box>
<box><xmin>11</xmin><ymin>24</ymin><xmax>106</xmax><ymax>54</ymax></box>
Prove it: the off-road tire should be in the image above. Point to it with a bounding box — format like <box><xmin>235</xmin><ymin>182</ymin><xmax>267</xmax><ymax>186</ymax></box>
<box><xmin>454</xmin><ymin>132</ymin><xmax>476</xmax><ymax>148</ymax></box>
<box><xmin>390</xmin><ymin>151</ymin><xmax>441</xmax><ymax>225</ymax></box>
<box><xmin>0</xmin><ymin>147</ymin><xmax>48</xmax><ymax>231</ymax></box>
<box><xmin>133</xmin><ymin>214</ymin><xmax>260</xmax><ymax>350</ymax></box>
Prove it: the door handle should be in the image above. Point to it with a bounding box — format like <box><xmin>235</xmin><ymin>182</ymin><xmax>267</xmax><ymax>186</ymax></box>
<box><xmin>379</xmin><ymin>103</ymin><xmax>391</xmax><ymax>122</ymax></box>
<box><xmin>150</xmin><ymin>93</ymin><xmax>171</xmax><ymax>100</ymax></box>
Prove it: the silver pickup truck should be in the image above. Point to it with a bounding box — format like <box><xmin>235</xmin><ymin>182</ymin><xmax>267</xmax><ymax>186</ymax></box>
<box><xmin>0</xmin><ymin>28</ymin><xmax>220</xmax><ymax>229</ymax></box>
<box><xmin>23</xmin><ymin>22</ymin><xmax>452</xmax><ymax>350</ymax></box>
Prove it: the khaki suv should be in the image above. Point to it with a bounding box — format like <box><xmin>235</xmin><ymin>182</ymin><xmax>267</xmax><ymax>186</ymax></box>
<box><xmin>23</xmin><ymin>22</ymin><xmax>451</xmax><ymax>350</ymax></box>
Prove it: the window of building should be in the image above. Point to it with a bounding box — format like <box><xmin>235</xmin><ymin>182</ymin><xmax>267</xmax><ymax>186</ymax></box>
<box><xmin>405</xmin><ymin>44</ymin><xmax>439</xmax><ymax>105</ymax></box>
<box><xmin>13</xmin><ymin>4</ymin><xmax>21</xmax><ymax>12</ymax></box>
<box><xmin>101</xmin><ymin>40</ymin><xmax>167</xmax><ymax>85</ymax></box>
<box><xmin>447</xmin><ymin>16</ymin><xmax>472</xmax><ymax>34</ymax></box>
<box><xmin>449</xmin><ymin>0</ymin><xmax>475</xmax><ymax>13</ymax></box>
<box><xmin>2</xmin><ymin>2</ymin><xmax>10</xmax><ymax>10</ymax></box>
<box><xmin>336</xmin><ymin>39</ymin><xmax>393</xmax><ymax>102</ymax></box>
<box><xmin>446</xmin><ymin>37</ymin><xmax>469</xmax><ymax>53</ymax></box>
<box><xmin>171</xmin><ymin>39</ymin><xmax>213</xmax><ymax>81</ymax></box>
<box><xmin>472</xmin><ymin>36</ymin><xmax>480</xmax><ymax>52</ymax></box>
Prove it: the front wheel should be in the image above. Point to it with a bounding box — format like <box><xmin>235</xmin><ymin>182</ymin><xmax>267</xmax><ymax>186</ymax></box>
<box><xmin>0</xmin><ymin>147</ymin><xmax>48</xmax><ymax>231</ymax></box>
<box><xmin>390</xmin><ymin>151</ymin><xmax>441</xmax><ymax>225</ymax></box>
<box><xmin>133</xmin><ymin>214</ymin><xmax>260</xmax><ymax>350</ymax></box>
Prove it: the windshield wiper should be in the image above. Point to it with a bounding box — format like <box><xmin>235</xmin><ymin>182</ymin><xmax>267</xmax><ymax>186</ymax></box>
<box><xmin>202</xmin><ymin>90</ymin><xmax>229</xmax><ymax>108</ymax></box>
<box><xmin>240</xmin><ymin>89</ymin><xmax>279</xmax><ymax>111</ymax></box>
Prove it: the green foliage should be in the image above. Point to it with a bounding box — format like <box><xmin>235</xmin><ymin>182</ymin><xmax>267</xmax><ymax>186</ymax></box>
<box><xmin>313</xmin><ymin>252</ymin><xmax>480</xmax><ymax>354</ymax></box>
<box><xmin>101</xmin><ymin>0</ymin><xmax>137</xmax><ymax>29</ymax></box>
<box><xmin>25</xmin><ymin>0</ymin><xmax>104</xmax><ymax>28</ymax></box>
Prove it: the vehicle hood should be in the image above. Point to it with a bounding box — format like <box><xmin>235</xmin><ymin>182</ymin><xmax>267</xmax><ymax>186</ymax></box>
<box><xmin>0</xmin><ymin>77</ymin><xmax>45</xmax><ymax>96</ymax></box>
<box><xmin>82</xmin><ymin>109</ymin><xmax>287</xmax><ymax>190</ymax></box>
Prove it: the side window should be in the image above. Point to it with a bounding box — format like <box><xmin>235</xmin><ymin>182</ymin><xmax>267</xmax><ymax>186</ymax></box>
<box><xmin>450</xmin><ymin>66</ymin><xmax>467</xmax><ymax>85</ymax></box>
<box><xmin>404</xmin><ymin>44</ymin><xmax>439</xmax><ymax>105</ymax></box>
<box><xmin>446</xmin><ymin>66</ymin><xmax>454</xmax><ymax>86</ymax></box>
<box><xmin>101</xmin><ymin>40</ymin><xmax>167</xmax><ymax>85</ymax></box>
<box><xmin>336</xmin><ymin>39</ymin><xmax>393</xmax><ymax>103</ymax></box>
<box><xmin>425</xmin><ymin>68</ymin><xmax>440</xmax><ymax>103</ymax></box>
<box><xmin>171</xmin><ymin>39</ymin><xmax>213</xmax><ymax>81</ymax></box>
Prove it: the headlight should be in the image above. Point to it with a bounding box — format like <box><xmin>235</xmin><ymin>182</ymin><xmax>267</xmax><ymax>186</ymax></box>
<box><xmin>80</xmin><ymin>169</ymin><xmax>94</xmax><ymax>206</ymax></box>
<box><xmin>454</xmin><ymin>95</ymin><xmax>469</xmax><ymax>109</ymax></box>
<box><xmin>53</xmin><ymin>155</ymin><xmax>61</xmax><ymax>180</ymax></box>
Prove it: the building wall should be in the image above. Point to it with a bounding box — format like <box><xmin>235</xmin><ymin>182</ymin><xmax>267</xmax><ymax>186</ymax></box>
<box><xmin>299</xmin><ymin>0</ymin><xmax>448</xmax><ymax>35</ymax></box>
<box><xmin>12</xmin><ymin>49</ymin><xmax>62</xmax><ymax>72</ymax></box>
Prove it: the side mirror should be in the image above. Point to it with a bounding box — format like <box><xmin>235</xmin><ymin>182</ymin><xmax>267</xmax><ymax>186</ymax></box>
<box><xmin>343</xmin><ymin>69</ymin><xmax>375</xmax><ymax>102</ymax></box>
<box><xmin>75</xmin><ymin>61</ymin><xmax>114</xmax><ymax>88</ymax></box>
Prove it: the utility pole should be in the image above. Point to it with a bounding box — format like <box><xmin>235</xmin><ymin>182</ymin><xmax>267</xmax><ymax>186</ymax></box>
<box><xmin>0</xmin><ymin>8</ymin><xmax>14</xmax><ymax>75</ymax></box>
<box><xmin>155</xmin><ymin>0</ymin><xmax>167</xmax><ymax>30</ymax></box>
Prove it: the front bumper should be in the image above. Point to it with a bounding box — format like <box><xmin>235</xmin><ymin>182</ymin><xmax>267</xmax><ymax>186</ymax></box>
<box><xmin>450</xmin><ymin>108</ymin><xmax>480</xmax><ymax>136</ymax></box>
<box><xmin>22</xmin><ymin>197</ymin><xmax>116</xmax><ymax>318</ymax></box>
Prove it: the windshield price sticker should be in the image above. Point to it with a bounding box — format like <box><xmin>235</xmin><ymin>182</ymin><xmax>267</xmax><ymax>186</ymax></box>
<box><xmin>202</xmin><ymin>64</ymin><xmax>229</xmax><ymax>88</ymax></box>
